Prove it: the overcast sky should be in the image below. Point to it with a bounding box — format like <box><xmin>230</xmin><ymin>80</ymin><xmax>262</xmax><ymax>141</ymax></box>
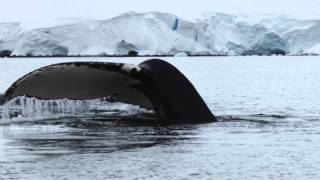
<box><xmin>1</xmin><ymin>0</ymin><xmax>320</xmax><ymax>28</ymax></box>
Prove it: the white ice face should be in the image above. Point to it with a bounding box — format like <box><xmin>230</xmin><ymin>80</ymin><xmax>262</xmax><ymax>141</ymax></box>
<box><xmin>1</xmin><ymin>12</ymin><xmax>320</xmax><ymax>56</ymax></box>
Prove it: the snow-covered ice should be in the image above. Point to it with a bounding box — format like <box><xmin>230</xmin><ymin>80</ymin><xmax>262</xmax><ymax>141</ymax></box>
<box><xmin>1</xmin><ymin>12</ymin><xmax>320</xmax><ymax>56</ymax></box>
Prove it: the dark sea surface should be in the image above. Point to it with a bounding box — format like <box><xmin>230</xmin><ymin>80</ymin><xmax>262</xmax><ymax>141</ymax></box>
<box><xmin>1</xmin><ymin>56</ymin><xmax>320</xmax><ymax>179</ymax></box>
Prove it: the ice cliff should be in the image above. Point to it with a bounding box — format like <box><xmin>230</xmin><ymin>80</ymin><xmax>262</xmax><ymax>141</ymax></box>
<box><xmin>0</xmin><ymin>12</ymin><xmax>319</xmax><ymax>56</ymax></box>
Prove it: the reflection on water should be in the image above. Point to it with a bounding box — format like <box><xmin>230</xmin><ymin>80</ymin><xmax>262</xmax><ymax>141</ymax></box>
<box><xmin>0</xmin><ymin>117</ymin><xmax>203</xmax><ymax>179</ymax></box>
<box><xmin>1</xmin><ymin>114</ymin><xmax>320</xmax><ymax>180</ymax></box>
<box><xmin>0</xmin><ymin>96</ymin><xmax>188</xmax><ymax>161</ymax></box>
<box><xmin>1</xmin><ymin>118</ymin><xmax>199</xmax><ymax>157</ymax></box>
<box><xmin>1</xmin><ymin>57</ymin><xmax>320</xmax><ymax>179</ymax></box>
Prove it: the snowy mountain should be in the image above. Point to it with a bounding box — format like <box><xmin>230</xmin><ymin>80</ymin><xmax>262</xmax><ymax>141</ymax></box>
<box><xmin>1</xmin><ymin>12</ymin><xmax>320</xmax><ymax>56</ymax></box>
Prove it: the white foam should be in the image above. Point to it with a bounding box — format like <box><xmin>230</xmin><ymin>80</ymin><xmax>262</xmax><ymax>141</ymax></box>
<box><xmin>0</xmin><ymin>96</ymin><xmax>152</xmax><ymax>122</ymax></box>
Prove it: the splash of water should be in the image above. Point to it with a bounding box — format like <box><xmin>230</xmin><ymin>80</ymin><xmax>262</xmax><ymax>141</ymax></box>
<box><xmin>0</xmin><ymin>96</ymin><xmax>153</xmax><ymax>121</ymax></box>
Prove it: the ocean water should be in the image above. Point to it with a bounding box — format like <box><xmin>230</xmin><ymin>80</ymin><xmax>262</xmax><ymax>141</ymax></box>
<box><xmin>0</xmin><ymin>56</ymin><xmax>320</xmax><ymax>179</ymax></box>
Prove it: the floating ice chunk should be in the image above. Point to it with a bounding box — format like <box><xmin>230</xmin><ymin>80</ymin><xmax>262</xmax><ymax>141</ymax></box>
<box><xmin>174</xmin><ymin>52</ymin><xmax>188</xmax><ymax>57</ymax></box>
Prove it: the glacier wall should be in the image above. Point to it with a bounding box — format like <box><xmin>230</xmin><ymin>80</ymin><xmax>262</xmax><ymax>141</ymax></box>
<box><xmin>1</xmin><ymin>12</ymin><xmax>320</xmax><ymax>56</ymax></box>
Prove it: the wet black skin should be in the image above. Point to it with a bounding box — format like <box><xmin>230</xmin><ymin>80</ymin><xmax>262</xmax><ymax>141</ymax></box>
<box><xmin>0</xmin><ymin>59</ymin><xmax>216</xmax><ymax>123</ymax></box>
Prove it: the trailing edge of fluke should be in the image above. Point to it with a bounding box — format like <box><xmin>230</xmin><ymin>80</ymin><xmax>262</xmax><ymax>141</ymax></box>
<box><xmin>0</xmin><ymin>59</ymin><xmax>216</xmax><ymax>123</ymax></box>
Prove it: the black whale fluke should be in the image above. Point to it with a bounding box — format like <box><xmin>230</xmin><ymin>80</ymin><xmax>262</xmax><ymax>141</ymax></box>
<box><xmin>139</xmin><ymin>59</ymin><xmax>216</xmax><ymax>122</ymax></box>
<box><xmin>0</xmin><ymin>59</ymin><xmax>216</xmax><ymax>123</ymax></box>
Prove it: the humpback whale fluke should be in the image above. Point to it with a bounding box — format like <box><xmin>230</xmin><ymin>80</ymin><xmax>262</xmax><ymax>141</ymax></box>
<box><xmin>0</xmin><ymin>59</ymin><xmax>216</xmax><ymax>122</ymax></box>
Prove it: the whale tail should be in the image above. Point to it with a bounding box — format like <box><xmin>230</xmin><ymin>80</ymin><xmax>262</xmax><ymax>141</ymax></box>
<box><xmin>139</xmin><ymin>59</ymin><xmax>216</xmax><ymax>122</ymax></box>
<box><xmin>1</xmin><ymin>59</ymin><xmax>216</xmax><ymax>123</ymax></box>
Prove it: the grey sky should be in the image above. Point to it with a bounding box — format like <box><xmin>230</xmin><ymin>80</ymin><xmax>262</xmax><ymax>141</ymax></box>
<box><xmin>1</xmin><ymin>0</ymin><xmax>320</xmax><ymax>28</ymax></box>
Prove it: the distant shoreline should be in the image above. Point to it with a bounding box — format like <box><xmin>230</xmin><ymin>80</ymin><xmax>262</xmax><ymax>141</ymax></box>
<box><xmin>1</xmin><ymin>54</ymin><xmax>319</xmax><ymax>58</ymax></box>
<box><xmin>0</xmin><ymin>54</ymin><xmax>224</xmax><ymax>58</ymax></box>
